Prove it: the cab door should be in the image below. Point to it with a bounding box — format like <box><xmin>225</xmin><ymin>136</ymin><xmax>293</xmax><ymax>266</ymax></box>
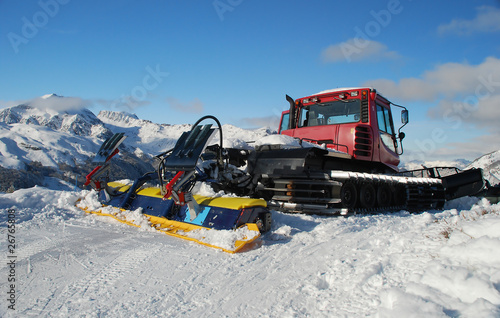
<box><xmin>376</xmin><ymin>104</ymin><xmax>400</xmax><ymax>167</ymax></box>
<box><xmin>278</xmin><ymin>111</ymin><xmax>290</xmax><ymax>134</ymax></box>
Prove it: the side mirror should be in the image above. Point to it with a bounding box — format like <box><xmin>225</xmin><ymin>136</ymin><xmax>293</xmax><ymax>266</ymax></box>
<box><xmin>398</xmin><ymin>131</ymin><xmax>405</xmax><ymax>140</ymax></box>
<box><xmin>401</xmin><ymin>109</ymin><xmax>409</xmax><ymax>125</ymax></box>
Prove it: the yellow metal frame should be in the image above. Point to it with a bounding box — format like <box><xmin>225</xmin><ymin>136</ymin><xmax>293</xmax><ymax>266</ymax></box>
<box><xmin>76</xmin><ymin>200</ymin><xmax>261</xmax><ymax>253</ymax></box>
<box><xmin>106</xmin><ymin>181</ymin><xmax>267</xmax><ymax>210</ymax></box>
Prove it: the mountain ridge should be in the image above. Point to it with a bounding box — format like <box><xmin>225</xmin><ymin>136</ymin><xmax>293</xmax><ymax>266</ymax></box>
<box><xmin>0</xmin><ymin>95</ymin><xmax>272</xmax><ymax>191</ymax></box>
<box><xmin>0</xmin><ymin>94</ymin><xmax>498</xmax><ymax>191</ymax></box>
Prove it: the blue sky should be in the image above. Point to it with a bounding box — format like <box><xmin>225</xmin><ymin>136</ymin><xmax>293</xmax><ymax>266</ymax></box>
<box><xmin>1</xmin><ymin>0</ymin><xmax>500</xmax><ymax>161</ymax></box>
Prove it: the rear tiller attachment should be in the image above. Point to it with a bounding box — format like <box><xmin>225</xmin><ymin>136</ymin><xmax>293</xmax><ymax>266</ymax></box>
<box><xmin>81</xmin><ymin>116</ymin><xmax>271</xmax><ymax>253</ymax></box>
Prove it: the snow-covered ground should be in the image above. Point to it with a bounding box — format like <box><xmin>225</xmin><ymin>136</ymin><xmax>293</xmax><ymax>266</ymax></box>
<box><xmin>1</xmin><ymin>186</ymin><xmax>499</xmax><ymax>317</ymax></box>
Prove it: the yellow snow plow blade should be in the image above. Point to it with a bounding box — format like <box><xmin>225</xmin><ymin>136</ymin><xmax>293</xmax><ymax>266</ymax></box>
<box><xmin>76</xmin><ymin>201</ymin><xmax>262</xmax><ymax>254</ymax></box>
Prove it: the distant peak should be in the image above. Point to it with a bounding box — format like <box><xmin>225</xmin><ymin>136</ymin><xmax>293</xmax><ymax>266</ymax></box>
<box><xmin>41</xmin><ymin>93</ymin><xmax>61</xmax><ymax>99</ymax></box>
<box><xmin>98</xmin><ymin>110</ymin><xmax>139</xmax><ymax>120</ymax></box>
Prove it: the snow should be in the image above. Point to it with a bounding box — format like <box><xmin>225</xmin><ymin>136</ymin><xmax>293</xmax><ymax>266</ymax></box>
<box><xmin>43</xmin><ymin>177</ymin><xmax>76</xmax><ymax>192</ymax></box>
<box><xmin>0</xmin><ymin>123</ymin><xmax>101</xmax><ymax>169</ymax></box>
<box><xmin>254</xmin><ymin>134</ymin><xmax>303</xmax><ymax>148</ymax></box>
<box><xmin>1</xmin><ymin>186</ymin><xmax>500</xmax><ymax>317</ymax></box>
<box><xmin>97</xmin><ymin>111</ymin><xmax>271</xmax><ymax>157</ymax></box>
<box><xmin>185</xmin><ymin>226</ymin><xmax>260</xmax><ymax>251</ymax></box>
<box><xmin>192</xmin><ymin>182</ymin><xmax>225</xmax><ymax>197</ymax></box>
<box><xmin>41</xmin><ymin>94</ymin><xmax>58</xmax><ymax>99</ymax></box>
<box><xmin>401</xmin><ymin>159</ymin><xmax>471</xmax><ymax>171</ymax></box>
<box><xmin>0</xmin><ymin>100</ymin><xmax>273</xmax><ymax>169</ymax></box>
<box><xmin>314</xmin><ymin>87</ymin><xmax>370</xmax><ymax>96</ymax></box>
<box><xmin>254</xmin><ymin>134</ymin><xmax>349</xmax><ymax>155</ymax></box>
<box><xmin>468</xmin><ymin>150</ymin><xmax>500</xmax><ymax>186</ymax></box>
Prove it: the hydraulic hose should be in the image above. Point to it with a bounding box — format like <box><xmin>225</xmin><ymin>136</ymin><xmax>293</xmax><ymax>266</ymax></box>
<box><xmin>191</xmin><ymin>115</ymin><xmax>224</xmax><ymax>168</ymax></box>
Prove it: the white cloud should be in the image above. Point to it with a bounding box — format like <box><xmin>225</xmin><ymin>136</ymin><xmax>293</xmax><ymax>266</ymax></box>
<box><xmin>438</xmin><ymin>6</ymin><xmax>500</xmax><ymax>35</ymax></box>
<box><xmin>429</xmin><ymin>93</ymin><xmax>500</xmax><ymax>132</ymax></box>
<box><xmin>428</xmin><ymin>134</ymin><xmax>500</xmax><ymax>161</ymax></box>
<box><xmin>237</xmin><ymin>115</ymin><xmax>280</xmax><ymax>129</ymax></box>
<box><xmin>364</xmin><ymin>56</ymin><xmax>500</xmax><ymax>159</ymax></box>
<box><xmin>363</xmin><ymin>56</ymin><xmax>500</xmax><ymax>102</ymax></box>
<box><xmin>1</xmin><ymin>94</ymin><xmax>91</xmax><ymax>112</ymax></box>
<box><xmin>321</xmin><ymin>39</ymin><xmax>400</xmax><ymax>63</ymax></box>
<box><xmin>166</xmin><ymin>97</ymin><xmax>203</xmax><ymax>113</ymax></box>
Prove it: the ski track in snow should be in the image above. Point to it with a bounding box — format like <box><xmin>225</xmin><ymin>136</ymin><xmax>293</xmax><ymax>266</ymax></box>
<box><xmin>1</xmin><ymin>189</ymin><xmax>500</xmax><ymax>317</ymax></box>
<box><xmin>28</xmin><ymin>246</ymin><xmax>161</xmax><ymax>317</ymax></box>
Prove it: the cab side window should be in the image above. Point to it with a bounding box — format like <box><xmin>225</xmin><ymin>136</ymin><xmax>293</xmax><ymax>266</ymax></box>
<box><xmin>377</xmin><ymin>105</ymin><xmax>394</xmax><ymax>134</ymax></box>
<box><xmin>377</xmin><ymin>105</ymin><xmax>387</xmax><ymax>132</ymax></box>
<box><xmin>280</xmin><ymin>113</ymin><xmax>290</xmax><ymax>133</ymax></box>
<box><xmin>377</xmin><ymin>104</ymin><xmax>397</xmax><ymax>152</ymax></box>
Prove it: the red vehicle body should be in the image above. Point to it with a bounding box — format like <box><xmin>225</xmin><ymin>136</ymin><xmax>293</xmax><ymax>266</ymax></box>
<box><xmin>278</xmin><ymin>87</ymin><xmax>408</xmax><ymax>172</ymax></box>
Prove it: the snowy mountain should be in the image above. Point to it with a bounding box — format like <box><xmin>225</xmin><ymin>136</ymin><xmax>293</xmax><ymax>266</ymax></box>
<box><xmin>0</xmin><ymin>121</ymin><xmax>102</xmax><ymax>169</ymax></box>
<box><xmin>0</xmin><ymin>94</ymin><xmax>115</xmax><ymax>170</ymax></box>
<box><xmin>97</xmin><ymin>109</ymin><xmax>273</xmax><ymax>154</ymax></box>
<box><xmin>468</xmin><ymin>149</ymin><xmax>500</xmax><ymax>186</ymax></box>
<box><xmin>97</xmin><ymin>109</ymin><xmax>193</xmax><ymax>156</ymax></box>
<box><xmin>0</xmin><ymin>94</ymin><xmax>273</xmax><ymax>191</ymax></box>
<box><xmin>400</xmin><ymin>158</ymin><xmax>471</xmax><ymax>171</ymax></box>
<box><xmin>0</xmin><ymin>96</ymin><xmax>155</xmax><ymax>190</ymax></box>
<box><xmin>0</xmin><ymin>96</ymin><xmax>111</xmax><ymax>138</ymax></box>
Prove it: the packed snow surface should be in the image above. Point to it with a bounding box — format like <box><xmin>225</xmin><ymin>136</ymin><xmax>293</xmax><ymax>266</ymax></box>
<box><xmin>1</xmin><ymin>187</ymin><xmax>500</xmax><ymax>317</ymax></box>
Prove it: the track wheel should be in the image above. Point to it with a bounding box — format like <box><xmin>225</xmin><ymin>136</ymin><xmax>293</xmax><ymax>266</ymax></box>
<box><xmin>377</xmin><ymin>184</ymin><xmax>392</xmax><ymax>207</ymax></box>
<box><xmin>340</xmin><ymin>182</ymin><xmax>358</xmax><ymax>209</ymax></box>
<box><xmin>359</xmin><ymin>183</ymin><xmax>376</xmax><ymax>209</ymax></box>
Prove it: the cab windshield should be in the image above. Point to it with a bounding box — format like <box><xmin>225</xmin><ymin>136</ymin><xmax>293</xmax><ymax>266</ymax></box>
<box><xmin>299</xmin><ymin>99</ymin><xmax>361</xmax><ymax>127</ymax></box>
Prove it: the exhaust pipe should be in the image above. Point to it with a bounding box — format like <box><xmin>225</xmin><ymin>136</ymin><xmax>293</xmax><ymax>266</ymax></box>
<box><xmin>286</xmin><ymin>94</ymin><xmax>296</xmax><ymax>129</ymax></box>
